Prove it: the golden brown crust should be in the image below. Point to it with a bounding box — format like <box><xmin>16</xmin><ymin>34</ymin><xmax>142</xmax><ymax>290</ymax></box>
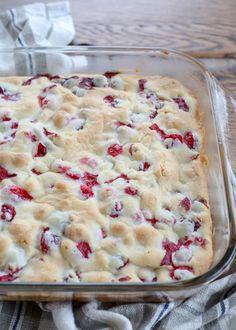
<box><xmin>0</xmin><ymin>73</ymin><xmax>213</xmax><ymax>283</ymax></box>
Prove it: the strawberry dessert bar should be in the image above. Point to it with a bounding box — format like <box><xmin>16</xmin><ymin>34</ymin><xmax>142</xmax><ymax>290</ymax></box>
<box><xmin>0</xmin><ymin>72</ymin><xmax>213</xmax><ymax>283</ymax></box>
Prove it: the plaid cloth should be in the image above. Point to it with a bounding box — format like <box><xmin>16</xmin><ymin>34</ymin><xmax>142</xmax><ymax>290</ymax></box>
<box><xmin>0</xmin><ymin>2</ymin><xmax>235</xmax><ymax>330</ymax></box>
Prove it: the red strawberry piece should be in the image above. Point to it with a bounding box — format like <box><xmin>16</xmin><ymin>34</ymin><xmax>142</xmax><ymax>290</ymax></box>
<box><xmin>164</xmin><ymin>133</ymin><xmax>183</xmax><ymax>143</ymax></box>
<box><xmin>82</xmin><ymin>172</ymin><xmax>99</xmax><ymax>187</ymax></box>
<box><xmin>10</xmin><ymin>122</ymin><xmax>19</xmax><ymax>139</ymax></box>
<box><xmin>143</xmin><ymin>162</ymin><xmax>150</xmax><ymax>171</ymax></box>
<box><xmin>79</xmin><ymin>77</ymin><xmax>94</xmax><ymax>90</ymax></box>
<box><xmin>65</xmin><ymin>171</ymin><xmax>80</xmax><ymax>180</ymax></box>
<box><xmin>0</xmin><ymin>87</ymin><xmax>20</xmax><ymax>102</ymax></box>
<box><xmin>58</xmin><ymin>165</ymin><xmax>80</xmax><ymax>180</ymax></box>
<box><xmin>149</xmin><ymin>110</ymin><xmax>158</xmax><ymax>119</ymax></box>
<box><xmin>0</xmin><ymin>140</ymin><xmax>9</xmax><ymax>146</ymax></box>
<box><xmin>42</xmin><ymin>84</ymin><xmax>57</xmax><ymax>93</ymax></box>
<box><xmin>22</xmin><ymin>76</ymin><xmax>36</xmax><ymax>86</ymax></box>
<box><xmin>180</xmin><ymin>197</ymin><xmax>191</xmax><ymax>212</ymax></box>
<box><xmin>104</xmin><ymin>71</ymin><xmax>120</xmax><ymax>79</ymax></box>
<box><xmin>11</xmin><ymin>122</ymin><xmax>18</xmax><ymax>129</ymax></box>
<box><xmin>40</xmin><ymin>227</ymin><xmax>61</xmax><ymax>253</ymax></box>
<box><xmin>1</xmin><ymin>204</ymin><xmax>16</xmax><ymax>221</ymax></box>
<box><xmin>139</xmin><ymin>162</ymin><xmax>150</xmax><ymax>171</ymax></box>
<box><xmin>1</xmin><ymin>114</ymin><xmax>11</xmax><ymax>121</ymax></box>
<box><xmin>0</xmin><ymin>273</ymin><xmax>17</xmax><ymax>282</ymax></box>
<box><xmin>152</xmin><ymin>236</ymin><xmax>202</xmax><ymax>279</ymax></box>
<box><xmin>101</xmin><ymin>228</ymin><xmax>107</xmax><ymax>239</ymax></box>
<box><xmin>80</xmin><ymin>185</ymin><xmax>94</xmax><ymax>198</ymax></box>
<box><xmin>169</xmin><ymin>265</ymin><xmax>193</xmax><ymax>280</ymax></box>
<box><xmin>76</xmin><ymin>241</ymin><xmax>92</xmax><ymax>259</ymax></box>
<box><xmin>38</xmin><ymin>95</ymin><xmax>48</xmax><ymax>108</ymax></box>
<box><xmin>43</xmin><ymin>127</ymin><xmax>58</xmax><ymax>138</ymax></box>
<box><xmin>118</xmin><ymin>276</ymin><xmax>131</xmax><ymax>282</ymax></box>
<box><xmin>194</xmin><ymin>236</ymin><xmax>206</xmax><ymax>247</ymax></box>
<box><xmin>178</xmin><ymin>236</ymin><xmax>193</xmax><ymax>248</ymax></box>
<box><xmin>124</xmin><ymin>186</ymin><xmax>138</xmax><ymax>195</ymax></box>
<box><xmin>150</xmin><ymin>124</ymin><xmax>183</xmax><ymax>143</ymax></box>
<box><xmin>117</xmin><ymin>257</ymin><xmax>130</xmax><ymax>270</ymax></box>
<box><xmin>178</xmin><ymin>235</ymin><xmax>206</xmax><ymax>248</ymax></box>
<box><xmin>10</xmin><ymin>131</ymin><xmax>17</xmax><ymax>138</ymax></box>
<box><xmin>161</xmin><ymin>240</ymin><xmax>180</xmax><ymax>266</ymax></box>
<box><xmin>107</xmin><ymin>144</ymin><xmax>123</xmax><ymax>157</ymax></box>
<box><xmin>24</xmin><ymin>131</ymin><xmax>38</xmax><ymax>142</ymax></box>
<box><xmin>8</xmin><ymin>185</ymin><xmax>33</xmax><ymax>201</ymax></box>
<box><xmin>115</xmin><ymin>121</ymin><xmax>133</xmax><ymax>128</ymax></box>
<box><xmin>34</xmin><ymin>143</ymin><xmax>47</xmax><ymax>157</ymax></box>
<box><xmin>22</xmin><ymin>74</ymin><xmax>60</xmax><ymax>86</ymax></box>
<box><xmin>193</xmin><ymin>218</ymin><xmax>201</xmax><ymax>231</ymax></box>
<box><xmin>149</xmin><ymin>123</ymin><xmax>166</xmax><ymax>139</ymax></box>
<box><xmin>184</xmin><ymin>131</ymin><xmax>195</xmax><ymax>149</ymax></box>
<box><xmin>0</xmin><ymin>166</ymin><xmax>17</xmax><ymax>181</ymax></box>
<box><xmin>138</xmin><ymin>79</ymin><xmax>147</xmax><ymax>92</ymax></box>
<box><xmin>146</xmin><ymin>217</ymin><xmax>159</xmax><ymax>226</ymax></box>
<box><xmin>104</xmin><ymin>95</ymin><xmax>118</xmax><ymax>107</ymax></box>
<box><xmin>79</xmin><ymin>157</ymin><xmax>97</xmax><ymax>168</ymax></box>
<box><xmin>0</xmin><ymin>267</ymin><xmax>22</xmax><ymax>282</ymax></box>
<box><xmin>31</xmin><ymin>168</ymin><xmax>42</xmax><ymax>175</ymax></box>
<box><xmin>105</xmin><ymin>173</ymin><xmax>129</xmax><ymax>184</ymax></box>
<box><xmin>110</xmin><ymin>201</ymin><xmax>123</xmax><ymax>218</ymax></box>
<box><xmin>173</xmin><ymin>97</ymin><xmax>189</xmax><ymax>112</ymax></box>
<box><xmin>198</xmin><ymin>198</ymin><xmax>208</xmax><ymax>208</ymax></box>
<box><xmin>57</xmin><ymin>165</ymin><xmax>70</xmax><ymax>173</ymax></box>
<box><xmin>128</xmin><ymin>144</ymin><xmax>137</xmax><ymax>156</ymax></box>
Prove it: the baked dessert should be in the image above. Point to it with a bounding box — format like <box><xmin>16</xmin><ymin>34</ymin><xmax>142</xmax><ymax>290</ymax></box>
<box><xmin>0</xmin><ymin>72</ymin><xmax>213</xmax><ymax>283</ymax></box>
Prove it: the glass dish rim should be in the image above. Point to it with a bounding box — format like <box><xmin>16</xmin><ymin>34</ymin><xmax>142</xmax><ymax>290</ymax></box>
<box><xmin>0</xmin><ymin>46</ymin><xmax>235</xmax><ymax>292</ymax></box>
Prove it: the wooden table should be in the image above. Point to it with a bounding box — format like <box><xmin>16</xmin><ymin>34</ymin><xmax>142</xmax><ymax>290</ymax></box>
<box><xmin>1</xmin><ymin>0</ymin><xmax>236</xmax><ymax>168</ymax></box>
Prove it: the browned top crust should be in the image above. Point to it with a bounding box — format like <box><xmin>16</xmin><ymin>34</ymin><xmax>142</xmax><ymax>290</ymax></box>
<box><xmin>0</xmin><ymin>73</ymin><xmax>212</xmax><ymax>283</ymax></box>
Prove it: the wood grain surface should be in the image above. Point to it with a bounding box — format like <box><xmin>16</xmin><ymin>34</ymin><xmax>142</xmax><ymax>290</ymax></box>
<box><xmin>1</xmin><ymin>0</ymin><xmax>235</xmax><ymax>57</ymax></box>
<box><xmin>73</xmin><ymin>23</ymin><xmax>236</xmax><ymax>58</ymax></box>
<box><xmin>1</xmin><ymin>0</ymin><xmax>236</xmax><ymax>169</ymax></box>
<box><xmin>1</xmin><ymin>0</ymin><xmax>236</xmax><ymax>25</ymax></box>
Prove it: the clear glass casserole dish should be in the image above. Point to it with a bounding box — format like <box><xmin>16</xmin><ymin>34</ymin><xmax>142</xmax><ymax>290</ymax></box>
<box><xmin>0</xmin><ymin>47</ymin><xmax>235</xmax><ymax>302</ymax></box>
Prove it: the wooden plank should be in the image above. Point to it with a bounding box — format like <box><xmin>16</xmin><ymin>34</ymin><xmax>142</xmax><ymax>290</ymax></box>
<box><xmin>1</xmin><ymin>0</ymin><xmax>236</xmax><ymax>26</ymax></box>
<box><xmin>1</xmin><ymin>0</ymin><xmax>236</xmax><ymax>57</ymax></box>
<box><xmin>73</xmin><ymin>23</ymin><xmax>236</xmax><ymax>58</ymax></box>
<box><xmin>69</xmin><ymin>0</ymin><xmax>236</xmax><ymax>25</ymax></box>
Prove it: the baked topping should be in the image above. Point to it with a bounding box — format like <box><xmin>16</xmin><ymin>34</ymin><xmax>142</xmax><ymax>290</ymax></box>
<box><xmin>0</xmin><ymin>73</ymin><xmax>212</xmax><ymax>283</ymax></box>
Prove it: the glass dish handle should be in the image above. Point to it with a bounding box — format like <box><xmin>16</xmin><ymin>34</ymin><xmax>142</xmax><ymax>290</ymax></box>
<box><xmin>208</xmin><ymin>73</ymin><xmax>236</xmax><ymax>238</ymax></box>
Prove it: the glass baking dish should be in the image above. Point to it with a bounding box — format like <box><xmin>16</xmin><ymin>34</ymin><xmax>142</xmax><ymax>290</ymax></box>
<box><xmin>0</xmin><ymin>47</ymin><xmax>235</xmax><ymax>302</ymax></box>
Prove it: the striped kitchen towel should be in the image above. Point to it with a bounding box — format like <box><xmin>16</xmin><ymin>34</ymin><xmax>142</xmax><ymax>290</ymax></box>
<box><xmin>0</xmin><ymin>1</ymin><xmax>75</xmax><ymax>47</ymax></box>
<box><xmin>0</xmin><ymin>1</ymin><xmax>87</xmax><ymax>77</ymax></box>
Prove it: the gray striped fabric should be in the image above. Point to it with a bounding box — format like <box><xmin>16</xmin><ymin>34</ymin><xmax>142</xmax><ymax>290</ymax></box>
<box><xmin>0</xmin><ymin>1</ymin><xmax>75</xmax><ymax>47</ymax></box>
